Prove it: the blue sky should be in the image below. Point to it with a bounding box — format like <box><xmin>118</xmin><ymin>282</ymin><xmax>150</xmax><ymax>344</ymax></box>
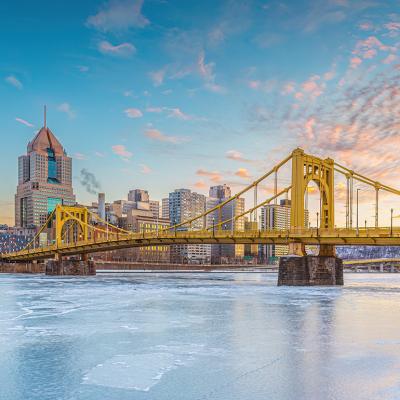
<box><xmin>1</xmin><ymin>0</ymin><xmax>399</xmax><ymax>226</ymax></box>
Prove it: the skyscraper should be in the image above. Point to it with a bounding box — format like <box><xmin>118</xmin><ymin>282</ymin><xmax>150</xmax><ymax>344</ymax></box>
<box><xmin>260</xmin><ymin>199</ymin><xmax>309</xmax><ymax>263</ymax></box>
<box><xmin>168</xmin><ymin>189</ymin><xmax>211</xmax><ymax>263</ymax></box>
<box><xmin>15</xmin><ymin>112</ymin><xmax>75</xmax><ymax>228</ymax></box>
<box><xmin>207</xmin><ymin>185</ymin><xmax>245</xmax><ymax>263</ymax></box>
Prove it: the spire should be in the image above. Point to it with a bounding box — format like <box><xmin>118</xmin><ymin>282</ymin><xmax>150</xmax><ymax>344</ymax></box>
<box><xmin>44</xmin><ymin>105</ymin><xmax>47</xmax><ymax>129</ymax></box>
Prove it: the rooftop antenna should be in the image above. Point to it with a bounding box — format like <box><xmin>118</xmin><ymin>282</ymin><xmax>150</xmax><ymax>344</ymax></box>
<box><xmin>44</xmin><ymin>105</ymin><xmax>47</xmax><ymax>129</ymax></box>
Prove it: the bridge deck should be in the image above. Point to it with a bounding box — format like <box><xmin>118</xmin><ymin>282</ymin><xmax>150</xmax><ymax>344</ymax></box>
<box><xmin>3</xmin><ymin>227</ymin><xmax>400</xmax><ymax>262</ymax></box>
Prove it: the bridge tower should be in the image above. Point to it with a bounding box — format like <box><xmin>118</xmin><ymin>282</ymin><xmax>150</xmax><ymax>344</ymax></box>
<box><xmin>279</xmin><ymin>148</ymin><xmax>343</xmax><ymax>285</ymax></box>
<box><xmin>46</xmin><ymin>205</ymin><xmax>95</xmax><ymax>275</ymax></box>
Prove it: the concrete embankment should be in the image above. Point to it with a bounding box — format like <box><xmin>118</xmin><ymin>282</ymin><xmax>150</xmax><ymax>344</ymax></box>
<box><xmin>95</xmin><ymin>261</ymin><xmax>274</xmax><ymax>272</ymax></box>
<box><xmin>0</xmin><ymin>262</ymin><xmax>45</xmax><ymax>273</ymax></box>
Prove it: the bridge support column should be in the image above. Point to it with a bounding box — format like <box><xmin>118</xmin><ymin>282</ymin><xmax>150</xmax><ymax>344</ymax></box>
<box><xmin>278</xmin><ymin>255</ymin><xmax>343</xmax><ymax>286</ymax></box>
<box><xmin>279</xmin><ymin>243</ymin><xmax>343</xmax><ymax>285</ymax></box>
<box><xmin>45</xmin><ymin>258</ymin><xmax>96</xmax><ymax>276</ymax></box>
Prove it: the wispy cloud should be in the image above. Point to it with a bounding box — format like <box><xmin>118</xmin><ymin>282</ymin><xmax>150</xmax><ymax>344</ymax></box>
<box><xmin>112</xmin><ymin>144</ymin><xmax>133</xmax><ymax>161</ymax></box>
<box><xmin>98</xmin><ymin>40</ymin><xmax>136</xmax><ymax>56</ymax></box>
<box><xmin>77</xmin><ymin>65</ymin><xmax>89</xmax><ymax>72</ymax></box>
<box><xmin>15</xmin><ymin>117</ymin><xmax>34</xmax><ymax>127</ymax></box>
<box><xmin>58</xmin><ymin>103</ymin><xmax>76</xmax><ymax>119</ymax></box>
<box><xmin>124</xmin><ymin>108</ymin><xmax>143</xmax><ymax>118</ymax></box>
<box><xmin>196</xmin><ymin>169</ymin><xmax>222</xmax><ymax>183</ymax></box>
<box><xmin>73</xmin><ymin>152</ymin><xmax>86</xmax><ymax>160</ymax></box>
<box><xmin>86</xmin><ymin>0</ymin><xmax>149</xmax><ymax>32</ymax></box>
<box><xmin>94</xmin><ymin>151</ymin><xmax>105</xmax><ymax>158</ymax></box>
<box><xmin>226</xmin><ymin>150</ymin><xmax>251</xmax><ymax>162</ymax></box>
<box><xmin>144</xmin><ymin>128</ymin><xmax>188</xmax><ymax>144</ymax></box>
<box><xmin>5</xmin><ymin>75</ymin><xmax>23</xmax><ymax>90</ymax></box>
<box><xmin>146</xmin><ymin>106</ymin><xmax>193</xmax><ymax>120</ymax></box>
<box><xmin>149</xmin><ymin>69</ymin><xmax>166</xmax><ymax>86</ymax></box>
<box><xmin>140</xmin><ymin>163</ymin><xmax>151</xmax><ymax>174</ymax></box>
<box><xmin>197</xmin><ymin>50</ymin><xmax>225</xmax><ymax>93</ymax></box>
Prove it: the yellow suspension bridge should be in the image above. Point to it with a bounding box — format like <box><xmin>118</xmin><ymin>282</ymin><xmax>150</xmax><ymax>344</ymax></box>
<box><xmin>2</xmin><ymin>147</ymin><xmax>400</xmax><ymax>263</ymax></box>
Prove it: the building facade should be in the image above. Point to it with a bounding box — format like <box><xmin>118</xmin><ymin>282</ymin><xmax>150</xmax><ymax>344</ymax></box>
<box><xmin>168</xmin><ymin>189</ymin><xmax>211</xmax><ymax>263</ymax></box>
<box><xmin>15</xmin><ymin>123</ymin><xmax>75</xmax><ymax>228</ymax></box>
<box><xmin>206</xmin><ymin>185</ymin><xmax>245</xmax><ymax>263</ymax></box>
<box><xmin>260</xmin><ymin>199</ymin><xmax>309</xmax><ymax>263</ymax></box>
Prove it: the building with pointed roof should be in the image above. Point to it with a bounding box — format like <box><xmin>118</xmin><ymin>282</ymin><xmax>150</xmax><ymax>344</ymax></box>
<box><xmin>15</xmin><ymin>110</ymin><xmax>75</xmax><ymax>228</ymax></box>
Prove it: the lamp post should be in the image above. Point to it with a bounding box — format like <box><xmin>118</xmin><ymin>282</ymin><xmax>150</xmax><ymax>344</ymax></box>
<box><xmin>316</xmin><ymin>212</ymin><xmax>319</xmax><ymax>236</ymax></box>
<box><xmin>212</xmin><ymin>217</ymin><xmax>215</xmax><ymax>237</ymax></box>
<box><xmin>365</xmin><ymin>219</ymin><xmax>367</xmax><ymax>231</ymax></box>
<box><xmin>356</xmin><ymin>188</ymin><xmax>361</xmax><ymax>235</ymax></box>
<box><xmin>391</xmin><ymin>208</ymin><xmax>393</xmax><ymax>236</ymax></box>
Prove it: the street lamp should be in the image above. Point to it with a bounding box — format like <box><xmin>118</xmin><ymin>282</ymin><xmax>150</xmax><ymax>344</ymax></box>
<box><xmin>356</xmin><ymin>188</ymin><xmax>361</xmax><ymax>235</ymax></box>
<box><xmin>365</xmin><ymin>219</ymin><xmax>367</xmax><ymax>231</ymax></box>
<box><xmin>391</xmin><ymin>208</ymin><xmax>393</xmax><ymax>236</ymax></box>
<box><xmin>212</xmin><ymin>217</ymin><xmax>215</xmax><ymax>237</ymax></box>
<box><xmin>316</xmin><ymin>211</ymin><xmax>319</xmax><ymax>236</ymax></box>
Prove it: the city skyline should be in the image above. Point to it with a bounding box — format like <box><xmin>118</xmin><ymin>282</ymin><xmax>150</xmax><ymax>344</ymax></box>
<box><xmin>1</xmin><ymin>0</ymin><xmax>399</xmax><ymax>226</ymax></box>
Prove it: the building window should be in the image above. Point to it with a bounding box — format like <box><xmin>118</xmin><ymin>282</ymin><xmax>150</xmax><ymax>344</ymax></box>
<box><xmin>47</xmin><ymin>197</ymin><xmax>61</xmax><ymax>213</ymax></box>
<box><xmin>47</xmin><ymin>148</ymin><xmax>59</xmax><ymax>184</ymax></box>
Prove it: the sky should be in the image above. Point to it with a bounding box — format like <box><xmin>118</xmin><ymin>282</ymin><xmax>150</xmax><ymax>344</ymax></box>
<box><xmin>0</xmin><ymin>0</ymin><xmax>399</xmax><ymax>227</ymax></box>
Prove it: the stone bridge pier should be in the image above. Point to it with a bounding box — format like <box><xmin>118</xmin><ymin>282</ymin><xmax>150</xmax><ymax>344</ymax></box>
<box><xmin>46</xmin><ymin>254</ymin><xmax>96</xmax><ymax>276</ymax></box>
<box><xmin>278</xmin><ymin>244</ymin><xmax>343</xmax><ymax>286</ymax></box>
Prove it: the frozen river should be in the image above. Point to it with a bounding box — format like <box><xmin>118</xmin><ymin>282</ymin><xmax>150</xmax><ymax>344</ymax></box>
<box><xmin>0</xmin><ymin>272</ymin><xmax>400</xmax><ymax>400</ymax></box>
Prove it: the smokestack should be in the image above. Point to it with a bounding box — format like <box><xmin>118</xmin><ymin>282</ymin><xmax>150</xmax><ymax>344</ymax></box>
<box><xmin>98</xmin><ymin>193</ymin><xmax>106</xmax><ymax>221</ymax></box>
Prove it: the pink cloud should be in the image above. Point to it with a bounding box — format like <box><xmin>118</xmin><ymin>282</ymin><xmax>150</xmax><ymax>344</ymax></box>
<box><xmin>15</xmin><ymin>117</ymin><xmax>34</xmax><ymax>127</ymax></box>
<box><xmin>98</xmin><ymin>41</ymin><xmax>136</xmax><ymax>56</ymax></box>
<box><xmin>124</xmin><ymin>108</ymin><xmax>143</xmax><ymax>118</ymax></box>
<box><xmin>226</xmin><ymin>150</ymin><xmax>251</xmax><ymax>162</ymax></box>
<box><xmin>248</xmin><ymin>80</ymin><xmax>261</xmax><ymax>89</ymax></box>
<box><xmin>235</xmin><ymin>168</ymin><xmax>251</xmax><ymax>179</ymax></box>
<box><xmin>383</xmin><ymin>54</ymin><xmax>397</xmax><ymax>64</ymax></box>
<box><xmin>304</xmin><ymin>117</ymin><xmax>315</xmax><ymax>140</ymax></box>
<box><xmin>144</xmin><ymin>128</ymin><xmax>187</xmax><ymax>144</ymax></box>
<box><xmin>112</xmin><ymin>144</ymin><xmax>133</xmax><ymax>160</ymax></box>
<box><xmin>194</xmin><ymin>180</ymin><xmax>207</xmax><ymax>190</ymax></box>
<box><xmin>350</xmin><ymin>57</ymin><xmax>362</xmax><ymax>69</ymax></box>
<box><xmin>282</xmin><ymin>82</ymin><xmax>296</xmax><ymax>95</ymax></box>
<box><xmin>385</xmin><ymin>22</ymin><xmax>400</xmax><ymax>31</ymax></box>
<box><xmin>140</xmin><ymin>164</ymin><xmax>151</xmax><ymax>174</ymax></box>
<box><xmin>196</xmin><ymin>169</ymin><xmax>222</xmax><ymax>183</ymax></box>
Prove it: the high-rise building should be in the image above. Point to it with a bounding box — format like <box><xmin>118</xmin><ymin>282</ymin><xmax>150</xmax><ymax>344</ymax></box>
<box><xmin>15</xmin><ymin>114</ymin><xmax>75</xmax><ymax>228</ymax></box>
<box><xmin>209</xmin><ymin>184</ymin><xmax>231</xmax><ymax>199</ymax></box>
<box><xmin>168</xmin><ymin>189</ymin><xmax>210</xmax><ymax>263</ymax></box>
<box><xmin>260</xmin><ymin>199</ymin><xmax>309</xmax><ymax>263</ymax></box>
<box><xmin>105</xmin><ymin>189</ymin><xmax>168</xmax><ymax>262</ymax></box>
<box><xmin>128</xmin><ymin>189</ymin><xmax>150</xmax><ymax>202</ymax></box>
<box><xmin>149</xmin><ymin>200</ymin><xmax>160</xmax><ymax>219</ymax></box>
<box><xmin>206</xmin><ymin>185</ymin><xmax>245</xmax><ymax>263</ymax></box>
<box><xmin>162</xmin><ymin>198</ymin><xmax>169</xmax><ymax>219</ymax></box>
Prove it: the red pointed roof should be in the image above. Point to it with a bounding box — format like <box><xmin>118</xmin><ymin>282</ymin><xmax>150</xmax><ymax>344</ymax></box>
<box><xmin>27</xmin><ymin>127</ymin><xmax>65</xmax><ymax>156</ymax></box>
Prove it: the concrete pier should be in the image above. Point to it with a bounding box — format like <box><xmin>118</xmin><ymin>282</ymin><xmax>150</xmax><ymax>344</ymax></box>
<box><xmin>46</xmin><ymin>259</ymin><xmax>96</xmax><ymax>276</ymax></box>
<box><xmin>278</xmin><ymin>255</ymin><xmax>343</xmax><ymax>286</ymax></box>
